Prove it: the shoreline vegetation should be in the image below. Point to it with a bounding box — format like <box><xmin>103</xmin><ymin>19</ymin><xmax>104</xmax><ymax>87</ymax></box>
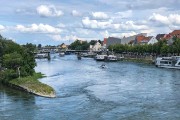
<box><xmin>9</xmin><ymin>72</ymin><xmax>56</xmax><ymax>98</ymax></box>
<box><xmin>121</xmin><ymin>57</ymin><xmax>153</xmax><ymax>64</ymax></box>
<box><xmin>0</xmin><ymin>35</ymin><xmax>55</xmax><ymax>98</ymax></box>
<box><xmin>115</xmin><ymin>54</ymin><xmax>155</xmax><ymax>64</ymax></box>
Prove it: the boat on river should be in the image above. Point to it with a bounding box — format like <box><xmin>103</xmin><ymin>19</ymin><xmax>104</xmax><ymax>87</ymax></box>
<box><xmin>155</xmin><ymin>56</ymin><xmax>180</xmax><ymax>69</ymax></box>
<box><xmin>82</xmin><ymin>52</ymin><xmax>96</xmax><ymax>58</ymax></box>
<box><xmin>59</xmin><ymin>52</ymin><xmax>65</xmax><ymax>57</ymax></box>
<box><xmin>35</xmin><ymin>53</ymin><xmax>48</xmax><ymax>59</ymax></box>
<box><xmin>95</xmin><ymin>54</ymin><xmax>107</xmax><ymax>61</ymax></box>
<box><xmin>95</xmin><ymin>54</ymin><xmax>117</xmax><ymax>62</ymax></box>
<box><xmin>105</xmin><ymin>55</ymin><xmax>118</xmax><ymax>62</ymax></box>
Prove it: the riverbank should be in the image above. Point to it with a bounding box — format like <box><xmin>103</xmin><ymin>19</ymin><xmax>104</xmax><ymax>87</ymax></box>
<box><xmin>115</xmin><ymin>53</ymin><xmax>154</xmax><ymax>64</ymax></box>
<box><xmin>122</xmin><ymin>58</ymin><xmax>154</xmax><ymax>64</ymax></box>
<box><xmin>8</xmin><ymin>73</ymin><xmax>56</xmax><ymax>98</ymax></box>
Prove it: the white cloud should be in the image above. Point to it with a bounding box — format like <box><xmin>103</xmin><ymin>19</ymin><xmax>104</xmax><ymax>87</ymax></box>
<box><xmin>118</xmin><ymin>31</ymin><xmax>137</xmax><ymax>38</ymax></box>
<box><xmin>15</xmin><ymin>8</ymin><xmax>34</xmax><ymax>15</ymax></box>
<box><xmin>71</xmin><ymin>10</ymin><xmax>82</xmax><ymax>17</ymax></box>
<box><xmin>114</xmin><ymin>10</ymin><xmax>132</xmax><ymax>19</ymax></box>
<box><xmin>169</xmin><ymin>25</ymin><xmax>180</xmax><ymax>30</ymax></box>
<box><xmin>100</xmin><ymin>30</ymin><xmax>110</xmax><ymax>38</ymax></box>
<box><xmin>49</xmin><ymin>35</ymin><xmax>62</xmax><ymax>41</ymax></box>
<box><xmin>0</xmin><ymin>25</ymin><xmax>5</xmax><ymax>31</ymax></box>
<box><xmin>100</xmin><ymin>30</ymin><xmax>137</xmax><ymax>38</ymax></box>
<box><xmin>168</xmin><ymin>14</ymin><xmax>180</xmax><ymax>25</ymax></box>
<box><xmin>49</xmin><ymin>34</ymin><xmax>79</xmax><ymax>41</ymax></box>
<box><xmin>149</xmin><ymin>13</ymin><xmax>180</xmax><ymax>26</ymax></box>
<box><xmin>112</xmin><ymin>21</ymin><xmax>149</xmax><ymax>31</ymax></box>
<box><xmin>82</xmin><ymin>17</ymin><xmax>149</xmax><ymax>32</ymax></box>
<box><xmin>82</xmin><ymin>17</ymin><xmax>112</xmax><ymax>29</ymax></box>
<box><xmin>36</xmin><ymin>5</ymin><xmax>64</xmax><ymax>17</ymax></box>
<box><xmin>98</xmin><ymin>0</ymin><xmax>180</xmax><ymax>11</ymax></box>
<box><xmin>49</xmin><ymin>34</ymin><xmax>99</xmax><ymax>41</ymax></box>
<box><xmin>140</xmin><ymin>29</ymin><xmax>155</xmax><ymax>35</ymax></box>
<box><xmin>149</xmin><ymin>13</ymin><xmax>170</xmax><ymax>25</ymax></box>
<box><xmin>75</xmin><ymin>28</ymin><xmax>93</xmax><ymax>35</ymax></box>
<box><xmin>15</xmin><ymin>24</ymin><xmax>62</xmax><ymax>34</ymax></box>
<box><xmin>91</xmin><ymin>12</ymin><xmax>109</xmax><ymax>19</ymax></box>
<box><xmin>136</xmin><ymin>20</ymin><xmax>148</xmax><ymax>25</ymax></box>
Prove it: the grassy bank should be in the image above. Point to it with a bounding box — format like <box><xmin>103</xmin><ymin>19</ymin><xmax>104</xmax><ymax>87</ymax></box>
<box><xmin>9</xmin><ymin>73</ymin><xmax>56</xmax><ymax>98</ymax></box>
<box><xmin>122</xmin><ymin>58</ymin><xmax>154</xmax><ymax>64</ymax></box>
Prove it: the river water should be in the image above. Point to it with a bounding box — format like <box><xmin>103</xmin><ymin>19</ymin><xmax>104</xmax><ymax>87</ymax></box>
<box><xmin>0</xmin><ymin>54</ymin><xmax>180</xmax><ymax>120</ymax></box>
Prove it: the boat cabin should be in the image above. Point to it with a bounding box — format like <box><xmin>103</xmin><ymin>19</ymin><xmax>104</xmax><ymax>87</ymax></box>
<box><xmin>155</xmin><ymin>56</ymin><xmax>180</xmax><ymax>69</ymax></box>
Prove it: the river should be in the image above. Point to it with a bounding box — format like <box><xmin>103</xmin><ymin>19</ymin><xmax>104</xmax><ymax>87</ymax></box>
<box><xmin>0</xmin><ymin>54</ymin><xmax>180</xmax><ymax>120</ymax></box>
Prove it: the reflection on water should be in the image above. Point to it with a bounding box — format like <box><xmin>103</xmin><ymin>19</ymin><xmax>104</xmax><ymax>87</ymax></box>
<box><xmin>0</xmin><ymin>84</ymin><xmax>36</xmax><ymax>120</ymax></box>
<box><xmin>0</xmin><ymin>54</ymin><xmax>180</xmax><ymax>120</ymax></box>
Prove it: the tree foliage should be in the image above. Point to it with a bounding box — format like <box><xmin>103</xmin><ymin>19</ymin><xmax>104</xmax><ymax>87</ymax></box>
<box><xmin>0</xmin><ymin>35</ymin><xmax>36</xmax><ymax>83</ymax></box>
<box><xmin>69</xmin><ymin>40</ymin><xmax>90</xmax><ymax>50</ymax></box>
<box><xmin>108</xmin><ymin>38</ymin><xmax>180</xmax><ymax>56</ymax></box>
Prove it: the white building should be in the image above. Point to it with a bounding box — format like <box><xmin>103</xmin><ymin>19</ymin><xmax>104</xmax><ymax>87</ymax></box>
<box><xmin>148</xmin><ymin>37</ymin><xmax>158</xmax><ymax>45</ymax></box>
<box><xmin>90</xmin><ymin>42</ymin><xmax>102</xmax><ymax>51</ymax></box>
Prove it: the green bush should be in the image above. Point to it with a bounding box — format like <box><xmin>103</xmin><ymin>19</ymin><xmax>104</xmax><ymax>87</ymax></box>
<box><xmin>0</xmin><ymin>69</ymin><xmax>18</xmax><ymax>84</ymax></box>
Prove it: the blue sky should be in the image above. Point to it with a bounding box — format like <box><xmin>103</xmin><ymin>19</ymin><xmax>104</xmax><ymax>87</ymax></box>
<box><xmin>0</xmin><ymin>0</ymin><xmax>180</xmax><ymax>45</ymax></box>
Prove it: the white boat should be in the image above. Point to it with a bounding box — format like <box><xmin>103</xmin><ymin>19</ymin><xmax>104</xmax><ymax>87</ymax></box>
<box><xmin>95</xmin><ymin>54</ymin><xmax>107</xmax><ymax>61</ymax></box>
<box><xmin>105</xmin><ymin>55</ymin><xmax>118</xmax><ymax>61</ymax></box>
<box><xmin>81</xmin><ymin>53</ymin><xmax>88</xmax><ymax>57</ymax></box>
<box><xmin>59</xmin><ymin>52</ymin><xmax>65</xmax><ymax>57</ymax></box>
<box><xmin>35</xmin><ymin>53</ymin><xmax>48</xmax><ymax>58</ymax></box>
<box><xmin>155</xmin><ymin>56</ymin><xmax>180</xmax><ymax>69</ymax></box>
<box><xmin>82</xmin><ymin>52</ymin><xmax>96</xmax><ymax>58</ymax></box>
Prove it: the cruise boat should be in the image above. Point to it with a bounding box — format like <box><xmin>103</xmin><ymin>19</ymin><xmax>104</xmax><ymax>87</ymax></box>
<box><xmin>105</xmin><ymin>55</ymin><xmax>118</xmax><ymax>62</ymax></box>
<box><xmin>155</xmin><ymin>56</ymin><xmax>180</xmax><ymax>69</ymax></box>
<box><xmin>95</xmin><ymin>54</ymin><xmax>118</xmax><ymax>62</ymax></box>
<box><xmin>95</xmin><ymin>54</ymin><xmax>107</xmax><ymax>61</ymax></box>
<box><xmin>82</xmin><ymin>52</ymin><xmax>96</xmax><ymax>58</ymax></box>
<box><xmin>35</xmin><ymin>53</ymin><xmax>48</xmax><ymax>59</ymax></box>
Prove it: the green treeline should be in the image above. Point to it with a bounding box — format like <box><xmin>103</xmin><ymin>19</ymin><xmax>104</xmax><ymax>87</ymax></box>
<box><xmin>0</xmin><ymin>35</ymin><xmax>36</xmax><ymax>84</ymax></box>
<box><xmin>108</xmin><ymin>37</ymin><xmax>180</xmax><ymax>56</ymax></box>
<box><xmin>68</xmin><ymin>40</ymin><xmax>102</xmax><ymax>50</ymax></box>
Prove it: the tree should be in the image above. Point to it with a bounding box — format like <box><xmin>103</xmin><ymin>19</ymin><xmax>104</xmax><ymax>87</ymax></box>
<box><xmin>0</xmin><ymin>42</ymin><xmax>3</xmax><ymax>62</ymax></box>
<box><xmin>69</xmin><ymin>40</ymin><xmax>89</xmax><ymax>50</ymax></box>
<box><xmin>2</xmin><ymin>52</ymin><xmax>23</xmax><ymax>70</ymax></box>
<box><xmin>0</xmin><ymin>35</ymin><xmax>37</xmax><ymax>83</ymax></box>
<box><xmin>81</xmin><ymin>41</ymin><xmax>89</xmax><ymax>50</ymax></box>
<box><xmin>89</xmin><ymin>40</ymin><xmax>97</xmax><ymax>46</ymax></box>
<box><xmin>22</xmin><ymin>43</ymin><xmax>36</xmax><ymax>52</ymax></box>
<box><xmin>173</xmin><ymin>38</ymin><xmax>180</xmax><ymax>55</ymax></box>
<box><xmin>160</xmin><ymin>43</ymin><xmax>169</xmax><ymax>55</ymax></box>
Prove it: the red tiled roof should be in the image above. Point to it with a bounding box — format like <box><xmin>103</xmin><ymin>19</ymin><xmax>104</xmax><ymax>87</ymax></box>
<box><xmin>103</xmin><ymin>38</ymin><xmax>107</xmax><ymax>44</ymax></box>
<box><xmin>164</xmin><ymin>34</ymin><xmax>172</xmax><ymax>40</ymax></box>
<box><xmin>170</xmin><ymin>30</ymin><xmax>180</xmax><ymax>36</ymax></box>
<box><xmin>136</xmin><ymin>35</ymin><xmax>151</xmax><ymax>43</ymax></box>
<box><xmin>163</xmin><ymin>30</ymin><xmax>180</xmax><ymax>40</ymax></box>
